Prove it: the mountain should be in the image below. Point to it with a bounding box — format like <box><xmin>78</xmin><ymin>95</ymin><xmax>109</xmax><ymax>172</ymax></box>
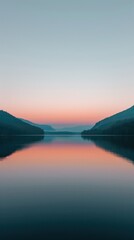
<box><xmin>44</xmin><ymin>131</ymin><xmax>80</xmax><ymax>136</ymax></box>
<box><xmin>82</xmin><ymin>106</ymin><xmax>134</xmax><ymax>136</ymax></box>
<box><xmin>58</xmin><ymin>125</ymin><xmax>93</xmax><ymax>133</ymax></box>
<box><xmin>21</xmin><ymin>119</ymin><xmax>55</xmax><ymax>131</ymax></box>
<box><xmin>0</xmin><ymin>111</ymin><xmax>44</xmax><ymax>136</ymax></box>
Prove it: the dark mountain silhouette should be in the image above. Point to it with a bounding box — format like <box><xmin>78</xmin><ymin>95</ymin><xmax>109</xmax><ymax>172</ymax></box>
<box><xmin>82</xmin><ymin>106</ymin><xmax>134</xmax><ymax>136</ymax></box>
<box><xmin>21</xmin><ymin>119</ymin><xmax>55</xmax><ymax>131</ymax></box>
<box><xmin>0</xmin><ymin>111</ymin><xmax>44</xmax><ymax>136</ymax></box>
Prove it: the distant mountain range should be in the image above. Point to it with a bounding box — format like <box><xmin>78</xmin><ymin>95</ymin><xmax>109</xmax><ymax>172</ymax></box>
<box><xmin>21</xmin><ymin>119</ymin><xmax>55</xmax><ymax>131</ymax></box>
<box><xmin>82</xmin><ymin>106</ymin><xmax>134</xmax><ymax>136</ymax></box>
<box><xmin>0</xmin><ymin>111</ymin><xmax>44</xmax><ymax>136</ymax></box>
<box><xmin>58</xmin><ymin>125</ymin><xmax>93</xmax><ymax>133</ymax></box>
<box><xmin>1</xmin><ymin>106</ymin><xmax>134</xmax><ymax>137</ymax></box>
<box><xmin>21</xmin><ymin>121</ymin><xmax>92</xmax><ymax>134</ymax></box>
<box><xmin>43</xmin><ymin>131</ymin><xmax>80</xmax><ymax>136</ymax></box>
<box><xmin>0</xmin><ymin>110</ymin><xmax>92</xmax><ymax>136</ymax></box>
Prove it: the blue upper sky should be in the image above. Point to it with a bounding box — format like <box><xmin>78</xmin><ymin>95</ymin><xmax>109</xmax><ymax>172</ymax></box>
<box><xmin>0</xmin><ymin>0</ymin><xmax>134</xmax><ymax>124</ymax></box>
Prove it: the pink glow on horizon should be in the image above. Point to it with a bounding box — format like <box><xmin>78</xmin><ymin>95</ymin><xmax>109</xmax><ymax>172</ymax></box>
<box><xmin>4</xmin><ymin>104</ymin><xmax>130</xmax><ymax>125</ymax></box>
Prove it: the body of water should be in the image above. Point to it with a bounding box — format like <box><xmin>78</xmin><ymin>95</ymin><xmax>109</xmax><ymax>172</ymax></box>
<box><xmin>0</xmin><ymin>135</ymin><xmax>134</xmax><ymax>239</ymax></box>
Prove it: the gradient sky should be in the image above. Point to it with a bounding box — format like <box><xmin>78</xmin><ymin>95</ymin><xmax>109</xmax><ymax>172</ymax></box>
<box><xmin>0</xmin><ymin>0</ymin><xmax>134</xmax><ymax>124</ymax></box>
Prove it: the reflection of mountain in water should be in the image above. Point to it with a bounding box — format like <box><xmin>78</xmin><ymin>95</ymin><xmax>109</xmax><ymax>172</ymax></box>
<box><xmin>82</xmin><ymin>135</ymin><xmax>134</xmax><ymax>163</ymax></box>
<box><xmin>43</xmin><ymin>135</ymin><xmax>90</xmax><ymax>145</ymax></box>
<box><xmin>0</xmin><ymin>135</ymin><xmax>87</xmax><ymax>160</ymax></box>
<box><xmin>0</xmin><ymin>136</ymin><xmax>44</xmax><ymax>159</ymax></box>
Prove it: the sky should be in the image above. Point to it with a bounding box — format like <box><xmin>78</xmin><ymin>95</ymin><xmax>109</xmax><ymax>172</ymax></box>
<box><xmin>0</xmin><ymin>0</ymin><xmax>134</xmax><ymax>124</ymax></box>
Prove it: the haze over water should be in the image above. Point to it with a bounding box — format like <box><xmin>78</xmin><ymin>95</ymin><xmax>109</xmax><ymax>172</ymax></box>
<box><xmin>0</xmin><ymin>136</ymin><xmax>134</xmax><ymax>239</ymax></box>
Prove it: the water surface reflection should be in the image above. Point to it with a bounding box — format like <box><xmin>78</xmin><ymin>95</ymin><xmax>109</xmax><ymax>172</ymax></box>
<box><xmin>0</xmin><ymin>135</ymin><xmax>134</xmax><ymax>240</ymax></box>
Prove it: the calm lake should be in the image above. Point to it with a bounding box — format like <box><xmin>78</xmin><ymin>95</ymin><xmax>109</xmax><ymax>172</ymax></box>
<box><xmin>0</xmin><ymin>135</ymin><xmax>134</xmax><ymax>240</ymax></box>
